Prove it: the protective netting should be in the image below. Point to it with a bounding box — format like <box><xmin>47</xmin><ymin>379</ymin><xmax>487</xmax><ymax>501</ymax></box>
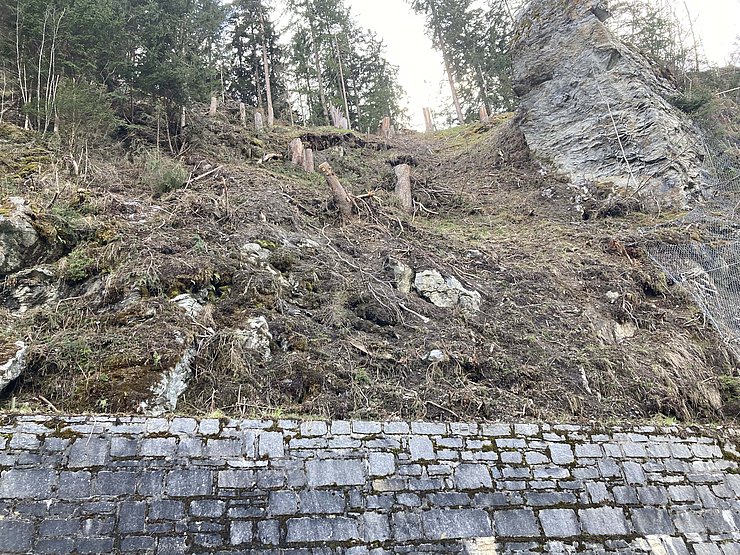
<box><xmin>646</xmin><ymin>131</ymin><xmax>740</xmax><ymax>361</ymax></box>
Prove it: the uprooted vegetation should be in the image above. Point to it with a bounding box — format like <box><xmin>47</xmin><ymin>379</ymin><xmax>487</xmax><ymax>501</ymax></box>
<box><xmin>0</xmin><ymin>107</ymin><xmax>737</xmax><ymax>423</ymax></box>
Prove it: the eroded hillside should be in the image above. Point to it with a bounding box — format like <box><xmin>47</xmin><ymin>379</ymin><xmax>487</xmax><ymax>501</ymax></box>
<box><xmin>0</xmin><ymin>108</ymin><xmax>737</xmax><ymax>422</ymax></box>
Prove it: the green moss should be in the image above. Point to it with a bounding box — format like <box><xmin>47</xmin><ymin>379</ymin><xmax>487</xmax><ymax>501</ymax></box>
<box><xmin>62</xmin><ymin>248</ymin><xmax>96</xmax><ymax>282</ymax></box>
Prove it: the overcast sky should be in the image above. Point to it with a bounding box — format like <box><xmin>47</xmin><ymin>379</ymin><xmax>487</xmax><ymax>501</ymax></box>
<box><xmin>345</xmin><ymin>0</ymin><xmax>740</xmax><ymax>130</ymax></box>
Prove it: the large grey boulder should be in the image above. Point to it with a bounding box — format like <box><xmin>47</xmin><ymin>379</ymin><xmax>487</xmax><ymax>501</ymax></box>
<box><xmin>0</xmin><ymin>198</ymin><xmax>44</xmax><ymax>275</ymax></box>
<box><xmin>511</xmin><ymin>0</ymin><xmax>708</xmax><ymax>210</ymax></box>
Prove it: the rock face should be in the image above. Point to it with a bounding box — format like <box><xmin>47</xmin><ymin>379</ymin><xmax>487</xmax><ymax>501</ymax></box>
<box><xmin>511</xmin><ymin>0</ymin><xmax>708</xmax><ymax>209</ymax></box>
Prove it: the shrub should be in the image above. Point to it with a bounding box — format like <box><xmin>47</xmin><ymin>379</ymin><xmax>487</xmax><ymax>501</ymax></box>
<box><xmin>141</xmin><ymin>155</ymin><xmax>188</xmax><ymax>196</ymax></box>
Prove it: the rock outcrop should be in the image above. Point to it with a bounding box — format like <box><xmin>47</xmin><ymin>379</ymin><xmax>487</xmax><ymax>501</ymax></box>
<box><xmin>414</xmin><ymin>270</ymin><xmax>482</xmax><ymax>316</ymax></box>
<box><xmin>511</xmin><ymin>0</ymin><xmax>709</xmax><ymax>210</ymax></box>
<box><xmin>0</xmin><ymin>341</ymin><xmax>26</xmax><ymax>393</ymax></box>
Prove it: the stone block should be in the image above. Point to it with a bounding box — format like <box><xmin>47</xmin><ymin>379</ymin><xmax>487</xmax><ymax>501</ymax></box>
<box><xmin>631</xmin><ymin>507</ymin><xmax>675</xmax><ymax>535</ymax></box>
<box><xmin>300</xmin><ymin>421</ymin><xmax>328</xmax><ymax>436</ymax></box>
<box><xmin>306</xmin><ymin>459</ymin><xmax>364</xmax><ymax>487</ymax></box>
<box><xmin>189</xmin><ymin>500</ymin><xmax>225</xmax><ymax>518</ymax></box>
<box><xmin>165</xmin><ymin>470</ymin><xmax>213</xmax><ymax>497</ymax></box>
<box><xmin>300</xmin><ymin>490</ymin><xmax>345</xmax><ymax>514</ymax></box>
<box><xmin>422</xmin><ymin>508</ymin><xmax>493</xmax><ymax>540</ymax></box>
<box><xmin>94</xmin><ymin>471</ymin><xmax>138</xmax><ymax>496</ymax></box>
<box><xmin>285</xmin><ymin>516</ymin><xmax>359</xmax><ymax>543</ymax></box>
<box><xmin>408</xmin><ymin>436</ymin><xmax>435</xmax><ymax>461</ymax></box>
<box><xmin>75</xmin><ymin>537</ymin><xmax>114</xmax><ymax>554</ymax></box>
<box><xmin>149</xmin><ymin>500</ymin><xmax>185</xmax><ymax>521</ymax></box>
<box><xmin>39</xmin><ymin>518</ymin><xmax>79</xmax><ymax>537</ymax></box>
<box><xmin>120</xmin><ymin>536</ymin><xmax>156</xmax><ymax>551</ymax></box>
<box><xmin>392</xmin><ymin>512</ymin><xmax>423</xmax><ymax>541</ymax></box>
<box><xmin>140</xmin><ymin>437</ymin><xmax>177</xmax><ymax>457</ymax></box>
<box><xmin>411</xmin><ymin>422</ymin><xmax>447</xmax><ymax>435</ymax></box>
<box><xmin>578</xmin><ymin>507</ymin><xmax>630</xmax><ymax>536</ymax></box>
<box><xmin>539</xmin><ymin>508</ymin><xmax>580</xmax><ymax>538</ymax></box>
<box><xmin>549</xmin><ymin>444</ymin><xmax>574</xmax><ymax>464</ymax></box>
<box><xmin>67</xmin><ymin>438</ymin><xmax>109</xmax><ymax>468</ymax></box>
<box><xmin>362</xmin><ymin>513</ymin><xmax>390</xmax><ymax>542</ymax></box>
<box><xmin>257</xmin><ymin>520</ymin><xmax>280</xmax><ymax>545</ymax></box>
<box><xmin>230</xmin><ymin>521</ymin><xmax>253</xmax><ymax>545</ymax></box>
<box><xmin>217</xmin><ymin>470</ymin><xmax>255</xmax><ymax>489</ymax></box>
<box><xmin>118</xmin><ymin>501</ymin><xmax>146</xmax><ymax>533</ymax></box>
<box><xmin>368</xmin><ymin>452</ymin><xmax>395</xmax><ymax>477</ymax></box>
<box><xmin>34</xmin><ymin>538</ymin><xmax>74</xmax><ymax>555</ymax></box>
<box><xmin>110</xmin><ymin>437</ymin><xmax>138</xmax><ymax>458</ymax></box>
<box><xmin>454</xmin><ymin>464</ymin><xmax>493</xmax><ymax>490</ymax></box>
<box><xmin>269</xmin><ymin>490</ymin><xmax>298</xmax><ymax>515</ymax></box>
<box><xmin>258</xmin><ymin>432</ymin><xmax>285</xmax><ymax>459</ymax></box>
<box><xmin>0</xmin><ymin>469</ymin><xmax>55</xmax><ymax>499</ymax></box>
<box><xmin>494</xmin><ymin>509</ymin><xmax>540</xmax><ymax>538</ymax></box>
<box><xmin>353</xmin><ymin>421</ymin><xmax>382</xmax><ymax>435</ymax></box>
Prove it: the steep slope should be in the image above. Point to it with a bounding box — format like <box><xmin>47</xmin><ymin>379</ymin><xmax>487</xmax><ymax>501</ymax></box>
<box><xmin>0</xmin><ymin>110</ymin><xmax>735</xmax><ymax>422</ymax></box>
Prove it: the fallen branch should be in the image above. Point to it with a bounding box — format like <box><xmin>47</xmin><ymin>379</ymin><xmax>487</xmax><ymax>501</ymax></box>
<box><xmin>37</xmin><ymin>395</ymin><xmax>60</xmax><ymax>413</ymax></box>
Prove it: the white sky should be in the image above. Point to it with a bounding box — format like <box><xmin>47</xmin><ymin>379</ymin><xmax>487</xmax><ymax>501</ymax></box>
<box><xmin>346</xmin><ymin>0</ymin><xmax>740</xmax><ymax>130</ymax></box>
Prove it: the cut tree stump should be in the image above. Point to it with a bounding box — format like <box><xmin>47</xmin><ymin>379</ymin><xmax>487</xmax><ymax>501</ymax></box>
<box><xmin>209</xmin><ymin>95</ymin><xmax>218</xmax><ymax>116</ymax></box>
<box><xmin>239</xmin><ymin>103</ymin><xmax>247</xmax><ymax>127</ymax></box>
<box><xmin>479</xmin><ymin>105</ymin><xmax>490</xmax><ymax>123</ymax></box>
<box><xmin>289</xmin><ymin>138</ymin><xmax>305</xmax><ymax>166</ymax></box>
<box><xmin>303</xmin><ymin>148</ymin><xmax>315</xmax><ymax>173</ymax></box>
<box><xmin>380</xmin><ymin>116</ymin><xmax>391</xmax><ymax>139</ymax></box>
<box><xmin>254</xmin><ymin>111</ymin><xmax>264</xmax><ymax>132</ymax></box>
<box><xmin>394</xmin><ymin>163</ymin><xmax>413</xmax><ymax>212</ymax></box>
<box><xmin>319</xmin><ymin>162</ymin><xmax>353</xmax><ymax>222</ymax></box>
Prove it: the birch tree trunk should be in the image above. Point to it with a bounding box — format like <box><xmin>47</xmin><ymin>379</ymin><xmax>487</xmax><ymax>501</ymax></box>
<box><xmin>319</xmin><ymin>162</ymin><xmax>353</xmax><ymax>222</ymax></box>
<box><xmin>334</xmin><ymin>36</ymin><xmax>351</xmax><ymax>130</ymax></box>
<box><xmin>309</xmin><ymin>24</ymin><xmax>331</xmax><ymax>125</ymax></box>
<box><xmin>479</xmin><ymin>105</ymin><xmax>489</xmax><ymax>123</ymax></box>
<box><xmin>423</xmin><ymin>108</ymin><xmax>434</xmax><ymax>133</ymax></box>
<box><xmin>394</xmin><ymin>164</ymin><xmax>413</xmax><ymax>213</ymax></box>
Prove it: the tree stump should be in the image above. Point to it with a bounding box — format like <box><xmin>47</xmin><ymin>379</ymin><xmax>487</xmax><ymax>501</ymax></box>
<box><xmin>289</xmin><ymin>138</ymin><xmax>304</xmax><ymax>166</ymax></box>
<box><xmin>239</xmin><ymin>103</ymin><xmax>247</xmax><ymax>127</ymax></box>
<box><xmin>209</xmin><ymin>95</ymin><xmax>218</xmax><ymax>116</ymax></box>
<box><xmin>479</xmin><ymin>105</ymin><xmax>490</xmax><ymax>123</ymax></box>
<box><xmin>319</xmin><ymin>162</ymin><xmax>353</xmax><ymax>222</ymax></box>
<box><xmin>254</xmin><ymin>111</ymin><xmax>264</xmax><ymax>132</ymax></box>
<box><xmin>394</xmin><ymin>163</ymin><xmax>413</xmax><ymax>212</ymax></box>
<box><xmin>303</xmin><ymin>148</ymin><xmax>315</xmax><ymax>173</ymax></box>
<box><xmin>380</xmin><ymin>116</ymin><xmax>391</xmax><ymax>139</ymax></box>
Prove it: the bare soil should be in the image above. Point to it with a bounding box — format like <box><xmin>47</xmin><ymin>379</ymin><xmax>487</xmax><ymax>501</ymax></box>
<box><xmin>0</xmin><ymin>109</ymin><xmax>736</xmax><ymax>423</ymax></box>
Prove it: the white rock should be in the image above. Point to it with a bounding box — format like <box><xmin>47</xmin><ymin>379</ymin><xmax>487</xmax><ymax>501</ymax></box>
<box><xmin>0</xmin><ymin>341</ymin><xmax>27</xmax><ymax>393</ymax></box>
<box><xmin>140</xmin><ymin>344</ymin><xmax>197</xmax><ymax>416</ymax></box>
<box><xmin>606</xmin><ymin>291</ymin><xmax>620</xmax><ymax>303</ymax></box>
<box><xmin>236</xmin><ymin>316</ymin><xmax>273</xmax><ymax>361</ymax></box>
<box><xmin>414</xmin><ymin>270</ymin><xmax>482</xmax><ymax>316</ymax></box>
<box><xmin>171</xmin><ymin>293</ymin><xmax>204</xmax><ymax>318</ymax></box>
<box><xmin>388</xmin><ymin>258</ymin><xmax>414</xmax><ymax>294</ymax></box>
<box><xmin>425</xmin><ymin>350</ymin><xmax>447</xmax><ymax>363</ymax></box>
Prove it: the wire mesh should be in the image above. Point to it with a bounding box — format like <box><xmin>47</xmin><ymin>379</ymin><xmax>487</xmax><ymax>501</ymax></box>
<box><xmin>646</xmin><ymin>130</ymin><xmax>740</xmax><ymax>361</ymax></box>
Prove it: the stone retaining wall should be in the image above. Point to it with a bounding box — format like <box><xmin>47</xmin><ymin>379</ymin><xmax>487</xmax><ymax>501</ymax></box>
<box><xmin>0</xmin><ymin>415</ymin><xmax>739</xmax><ymax>554</ymax></box>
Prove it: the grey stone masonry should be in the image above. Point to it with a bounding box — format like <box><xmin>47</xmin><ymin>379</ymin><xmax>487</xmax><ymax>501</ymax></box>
<box><xmin>0</xmin><ymin>416</ymin><xmax>738</xmax><ymax>554</ymax></box>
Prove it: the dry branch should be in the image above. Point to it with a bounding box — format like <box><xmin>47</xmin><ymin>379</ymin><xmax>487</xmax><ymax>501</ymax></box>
<box><xmin>319</xmin><ymin>162</ymin><xmax>353</xmax><ymax>222</ymax></box>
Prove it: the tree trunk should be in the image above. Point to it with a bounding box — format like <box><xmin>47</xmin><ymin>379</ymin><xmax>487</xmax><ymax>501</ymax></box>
<box><xmin>260</xmin><ymin>17</ymin><xmax>275</xmax><ymax>127</ymax></box>
<box><xmin>334</xmin><ymin>35</ymin><xmax>351</xmax><ymax>129</ymax></box>
<box><xmin>319</xmin><ymin>162</ymin><xmax>353</xmax><ymax>222</ymax></box>
<box><xmin>180</xmin><ymin>106</ymin><xmax>186</xmax><ymax>130</ymax></box>
<box><xmin>303</xmin><ymin>148</ymin><xmax>315</xmax><ymax>173</ymax></box>
<box><xmin>309</xmin><ymin>24</ymin><xmax>331</xmax><ymax>125</ymax></box>
<box><xmin>394</xmin><ymin>164</ymin><xmax>413</xmax><ymax>212</ymax></box>
<box><xmin>254</xmin><ymin>110</ymin><xmax>264</xmax><ymax>132</ymax></box>
<box><xmin>289</xmin><ymin>138</ymin><xmax>304</xmax><ymax>166</ymax></box>
<box><xmin>423</xmin><ymin>108</ymin><xmax>434</xmax><ymax>133</ymax></box>
<box><xmin>429</xmin><ymin>2</ymin><xmax>464</xmax><ymax>125</ymax></box>
<box><xmin>209</xmin><ymin>94</ymin><xmax>218</xmax><ymax>116</ymax></box>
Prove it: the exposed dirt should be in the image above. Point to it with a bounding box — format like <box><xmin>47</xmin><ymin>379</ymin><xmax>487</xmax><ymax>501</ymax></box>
<box><xmin>0</xmin><ymin>109</ymin><xmax>736</xmax><ymax>423</ymax></box>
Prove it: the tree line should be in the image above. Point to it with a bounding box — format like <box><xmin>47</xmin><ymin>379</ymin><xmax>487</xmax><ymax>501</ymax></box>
<box><xmin>0</xmin><ymin>0</ymin><xmax>408</xmax><ymax>137</ymax></box>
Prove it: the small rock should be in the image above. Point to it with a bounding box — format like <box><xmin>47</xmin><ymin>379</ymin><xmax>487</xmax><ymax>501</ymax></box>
<box><xmin>605</xmin><ymin>291</ymin><xmax>620</xmax><ymax>303</ymax></box>
<box><xmin>388</xmin><ymin>258</ymin><xmax>414</xmax><ymax>294</ymax></box>
<box><xmin>0</xmin><ymin>341</ymin><xmax>27</xmax><ymax>393</ymax></box>
<box><xmin>424</xmin><ymin>350</ymin><xmax>446</xmax><ymax>363</ymax></box>
<box><xmin>3</xmin><ymin>267</ymin><xmax>57</xmax><ymax>313</ymax></box>
<box><xmin>241</xmin><ymin>243</ymin><xmax>270</xmax><ymax>266</ymax></box>
<box><xmin>0</xmin><ymin>198</ymin><xmax>43</xmax><ymax>275</ymax></box>
<box><xmin>171</xmin><ymin>293</ymin><xmax>205</xmax><ymax>318</ymax></box>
